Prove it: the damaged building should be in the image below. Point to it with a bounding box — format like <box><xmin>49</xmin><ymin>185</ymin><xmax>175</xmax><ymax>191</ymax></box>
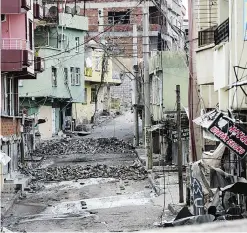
<box><xmin>62</xmin><ymin>0</ymin><xmax>186</xmax><ymax>109</ymax></box>
<box><xmin>0</xmin><ymin>0</ymin><xmax>44</xmax><ymax>189</ymax></box>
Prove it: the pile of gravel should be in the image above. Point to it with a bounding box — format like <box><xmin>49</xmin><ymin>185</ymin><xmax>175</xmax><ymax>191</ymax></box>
<box><xmin>29</xmin><ymin>163</ymin><xmax>147</xmax><ymax>182</ymax></box>
<box><xmin>33</xmin><ymin>137</ymin><xmax>134</xmax><ymax>157</ymax></box>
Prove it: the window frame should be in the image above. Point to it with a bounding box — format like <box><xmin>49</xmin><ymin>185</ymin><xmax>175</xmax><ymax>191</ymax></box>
<box><xmin>75</xmin><ymin>67</ymin><xmax>81</xmax><ymax>86</ymax></box>
<box><xmin>52</xmin><ymin>66</ymin><xmax>57</xmax><ymax>87</ymax></box>
<box><xmin>75</xmin><ymin>37</ymin><xmax>79</xmax><ymax>52</ymax></box>
<box><xmin>91</xmin><ymin>87</ymin><xmax>97</xmax><ymax>103</ymax></box>
<box><xmin>70</xmin><ymin>67</ymin><xmax>75</xmax><ymax>86</ymax></box>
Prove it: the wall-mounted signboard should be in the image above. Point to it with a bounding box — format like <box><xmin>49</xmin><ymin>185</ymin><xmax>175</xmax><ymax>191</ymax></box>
<box><xmin>208</xmin><ymin>113</ymin><xmax>247</xmax><ymax>159</ymax></box>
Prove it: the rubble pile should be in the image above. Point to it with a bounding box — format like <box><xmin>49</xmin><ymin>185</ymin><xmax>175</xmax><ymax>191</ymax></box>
<box><xmin>29</xmin><ymin>163</ymin><xmax>148</xmax><ymax>182</ymax></box>
<box><xmin>34</xmin><ymin>137</ymin><xmax>134</xmax><ymax>156</ymax></box>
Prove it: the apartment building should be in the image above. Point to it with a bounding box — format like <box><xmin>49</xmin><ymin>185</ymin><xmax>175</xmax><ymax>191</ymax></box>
<box><xmin>61</xmin><ymin>0</ymin><xmax>186</xmax><ymax>109</ymax></box>
<box><xmin>75</xmin><ymin>40</ymin><xmax>121</xmax><ymax>124</ymax></box>
<box><xmin>192</xmin><ymin>0</ymin><xmax>247</xmax><ymax>152</ymax></box>
<box><xmin>19</xmin><ymin>7</ymin><xmax>88</xmax><ymax>138</ymax></box>
<box><xmin>1</xmin><ymin>0</ymin><xmax>44</xmax><ymax>185</ymax></box>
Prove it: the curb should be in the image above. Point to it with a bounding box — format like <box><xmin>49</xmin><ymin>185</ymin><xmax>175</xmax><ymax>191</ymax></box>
<box><xmin>1</xmin><ymin>190</ymin><xmax>21</xmax><ymax>217</ymax></box>
<box><xmin>135</xmin><ymin>149</ymin><xmax>161</xmax><ymax>196</ymax></box>
<box><xmin>148</xmin><ymin>173</ymin><xmax>161</xmax><ymax>196</ymax></box>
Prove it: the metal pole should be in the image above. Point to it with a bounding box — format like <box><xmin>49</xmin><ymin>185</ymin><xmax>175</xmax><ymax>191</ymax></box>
<box><xmin>133</xmin><ymin>24</ymin><xmax>139</xmax><ymax>147</ymax></box>
<box><xmin>143</xmin><ymin>0</ymin><xmax>152</xmax><ymax>169</ymax></box>
<box><xmin>176</xmin><ymin>85</ymin><xmax>184</xmax><ymax>203</ymax></box>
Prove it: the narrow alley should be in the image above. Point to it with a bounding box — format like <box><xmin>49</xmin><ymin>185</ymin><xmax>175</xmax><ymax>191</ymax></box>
<box><xmin>1</xmin><ymin>113</ymin><xmax>172</xmax><ymax>232</ymax></box>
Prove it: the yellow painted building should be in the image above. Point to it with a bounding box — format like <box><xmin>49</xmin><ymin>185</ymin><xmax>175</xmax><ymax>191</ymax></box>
<box><xmin>72</xmin><ymin>41</ymin><xmax>121</xmax><ymax>124</ymax></box>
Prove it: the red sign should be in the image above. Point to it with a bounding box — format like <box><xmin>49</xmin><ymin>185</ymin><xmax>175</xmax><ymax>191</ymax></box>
<box><xmin>208</xmin><ymin>113</ymin><xmax>247</xmax><ymax>158</ymax></box>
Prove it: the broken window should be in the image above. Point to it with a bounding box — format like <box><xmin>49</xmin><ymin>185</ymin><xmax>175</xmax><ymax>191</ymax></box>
<box><xmin>149</xmin><ymin>6</ymin><xmax>159</xmax><ymax>24</ymax></box>
<box><xmin>108</xmin><ymin>11</ymin><xmax>130</xmax><ymax>25</ymax></box>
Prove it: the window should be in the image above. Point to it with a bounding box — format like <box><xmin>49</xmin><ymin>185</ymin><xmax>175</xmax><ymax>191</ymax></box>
<box><xmin>59</xmin><ymin>34</ymin><xmax>69</xmax><ymax>50</ymax></box>
<box><xmin>1</xmin><ymin>76</ymin><xmax>18</xmax><ymax>116</ymax></box>
<box><xmin>1</xmin><ymin>14</ymin><xmax>6</xmax><ymax>22</ymax></box>
<box><xmin>149</xmin><ymin>6</ymin><xmax>159</xmax><ymax>24</ymax></box>
<box><xmin>108</xmin><ymin>11</ymin><xmax>130</xmax><ymax>24</ymax></box>
<box><xmin>95</xmin><ymin>56</ymin><xmax>101</xmax><ymax>71</ymax></box>
<box><xmin>91</xmin><ymin>87</ymin><xmax>97</xmax><ymax>103</ymax></box>
<box><xmin>18</xmin><ymin>80</ymin><xmax>23</xmax><ymax>87</ymax></box>
<box><xmin>75</xmin><ymin>37</ymin><xmax>79</xmax><ymax>52</ymax></box>
<box><xmin>29</xmin><ymin>20</ymin><xmax>33</xmax><ymax>50</ymax></box>
<box><xmin>84</xmin><ymin>88</ymin><xmax>87</xmax><ymax>103</ymax></box>
<box><xmin>70</xmin><ymin>67</ymin><xmax>75</xmax><ymax>85</ymax></box>
<box><xmin>64</xmin><ymin>68</ymin><xmax>68</xmax><ymax>84</ymax></box>
<box><xmin>52</xmin><ymin>66</ymin><xmax>57</xmax><ymax>87</ymax></box>
<box><xmin>75</xmin><ymin>68</ymin><xmax>81</xmax><ymax>85</ymax></box>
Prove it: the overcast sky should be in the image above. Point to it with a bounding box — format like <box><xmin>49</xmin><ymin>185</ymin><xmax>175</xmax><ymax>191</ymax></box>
<box><xmin>182</xmin><ymin>0</ymin><xmax>188</xmax><ymax>19</ymax></box>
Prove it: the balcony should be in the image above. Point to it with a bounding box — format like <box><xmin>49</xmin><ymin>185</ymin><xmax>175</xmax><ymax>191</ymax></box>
<box><xmin>1</xmin><ymin>0</ymin><xmax>31</xmax><ymax>14</ymax></box>
<box><xmin>34</xmin><ymin>56</ymin><xmax>45</xmax><ymax>73</ymax></box>
<box><xmin>1</xmin><ymin>38</ymin><xmax>33</xmax><ymax>74</ymax></box>
<box><xmin>33</xmin><ymin>3</ymin><xmax>43</xmax><ymax>20</ymax></box>
<box><xmin>214</xmin><ymin>18</ymin><xmax>229</xmax><ymax>45</ymax></box>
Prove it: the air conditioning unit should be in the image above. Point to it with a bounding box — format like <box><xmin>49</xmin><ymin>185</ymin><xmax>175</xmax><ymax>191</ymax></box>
<box><xmin>1</xmin><ymin>14</ymin><xmax>6</xmax><ymax>22</ymax></box>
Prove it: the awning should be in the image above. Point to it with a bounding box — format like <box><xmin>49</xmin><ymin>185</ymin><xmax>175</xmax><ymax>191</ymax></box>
<box><xmin>147</xmin><ymin>124</ymin><xmax>164</xmax><ymax>132</ymax></box>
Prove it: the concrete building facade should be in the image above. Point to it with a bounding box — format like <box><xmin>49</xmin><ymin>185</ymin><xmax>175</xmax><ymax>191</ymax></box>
<box><xmin>19</xmin><ymin>11</ymin><xmax>88</xmax><ymax>138</ymax></box>
<box><xmin>1</xmin><ymin>0</ymin><xmax>44</xmax><ymax>187</ymax></box>
<box><xmin>192</xmin><ymin>0</ymin><xmax>247</xmax><ymax>153</ymax></box>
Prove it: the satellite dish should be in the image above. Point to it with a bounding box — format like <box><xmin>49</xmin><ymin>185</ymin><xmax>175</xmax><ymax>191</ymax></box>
<box><xmin>49</xmin><ymin>6</ymin><xmax>58</xmax><ymax>17</ymax></box>
<box><xmin>65</xmin><ymin>6</ymin><xmax>71</xmax><ymax>14</ymax></box>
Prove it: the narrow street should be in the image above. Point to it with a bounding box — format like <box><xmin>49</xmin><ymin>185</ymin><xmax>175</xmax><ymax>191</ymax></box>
<box><xmin>2</xmin><ymin>112</ymin><xmax>166</xmax><ymax>232</ymax></box>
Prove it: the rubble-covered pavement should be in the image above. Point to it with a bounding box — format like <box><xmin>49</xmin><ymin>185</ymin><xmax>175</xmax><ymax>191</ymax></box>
<box><xmin>2</xmin><ymin>114</ymin><xmax>171</xmax><ymax>232</ymax></box>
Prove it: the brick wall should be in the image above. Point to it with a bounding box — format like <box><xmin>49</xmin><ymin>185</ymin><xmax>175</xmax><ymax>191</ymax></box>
<box><xmin>0</xmin><ymin>117</ymin><xmax>21</xmax><ymax>137</ymax></box>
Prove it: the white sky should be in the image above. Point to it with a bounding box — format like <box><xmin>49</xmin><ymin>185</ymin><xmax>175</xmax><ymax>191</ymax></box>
<box><xmin>182</xmin><ymin>0</ymin><xmax>188</xmax><ymax>19</ymax></box>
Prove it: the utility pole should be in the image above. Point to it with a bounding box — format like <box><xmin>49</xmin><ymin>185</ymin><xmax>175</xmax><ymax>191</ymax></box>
<box><xmin>93</xmin><ymin>51</ymin><xmax>107</xmax><ymax>123</ymax></box>
<box><xmin>133</xmin><ymin>24</ymin><xmax>139</xmax><ymax>147</ymax></box>
<box><xmin>143</xmin><ymin>0</ymin><xmax>152</xmax><ymax>169</ymax></box>
<box><xmin>176</xmin><ymin>85</ymin><xmax>184</xmax><ymax>203</ymax></box>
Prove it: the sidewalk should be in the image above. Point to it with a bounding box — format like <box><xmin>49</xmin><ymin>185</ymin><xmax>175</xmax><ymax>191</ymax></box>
<box><xmin>135</xmin><ymin>147</ymin><xmax>186</xmax><ymax>216</ymax></box>
<box><xmin>1</xmin><ymin>191</ymin><xmax>21</xmax><ymax>217</ymax></box>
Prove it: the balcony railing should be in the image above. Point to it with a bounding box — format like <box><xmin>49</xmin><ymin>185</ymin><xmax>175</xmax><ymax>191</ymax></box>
<box><xmin>214</xmin><ymin>18</ymin><xmax>229</xmax><ymax>45</ymax></box>
<box><xmin>198</xmin><ymin>27</ymin><xmax>216</xmax><ymax>47</ymax></box>
<box><xmin>1</xmin><ymin>38</ymin><xmax>29</xmax><ymax>50</ymax></box>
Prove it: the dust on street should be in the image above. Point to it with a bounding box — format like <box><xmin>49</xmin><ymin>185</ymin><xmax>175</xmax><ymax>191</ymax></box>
<box><xmin>2</xmin><ymin>113</ymin><xmax>168</xmax><ymax>232</ymax></box>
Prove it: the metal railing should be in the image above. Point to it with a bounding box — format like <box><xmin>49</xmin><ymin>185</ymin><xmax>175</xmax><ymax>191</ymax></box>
<box><xmin>1</xmin><ymin>38</ymin><xmax>29</xmax><ymax>50</ymax></box>
<box><xmin>214</xmin><ymin>18</ymin><xmax>229</xmax><ymax>45</ymax></box>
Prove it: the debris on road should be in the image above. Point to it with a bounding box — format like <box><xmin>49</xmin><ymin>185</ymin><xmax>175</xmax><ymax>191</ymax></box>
<box><xmin>24</xmin><ymin>163</ymin><xmax>148</xmax><ymax>182</ymax></box>
<box><xmin>33</xmin><ymin>137</ymin><xmax>134</xmax><ymax>157</ymax></box>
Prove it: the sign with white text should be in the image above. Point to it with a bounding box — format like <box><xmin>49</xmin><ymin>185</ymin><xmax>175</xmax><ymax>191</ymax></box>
<box><xmin>208</xmin><ymin>113</ymin><xmax>247</xmax><ymax>159</ymax></box>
